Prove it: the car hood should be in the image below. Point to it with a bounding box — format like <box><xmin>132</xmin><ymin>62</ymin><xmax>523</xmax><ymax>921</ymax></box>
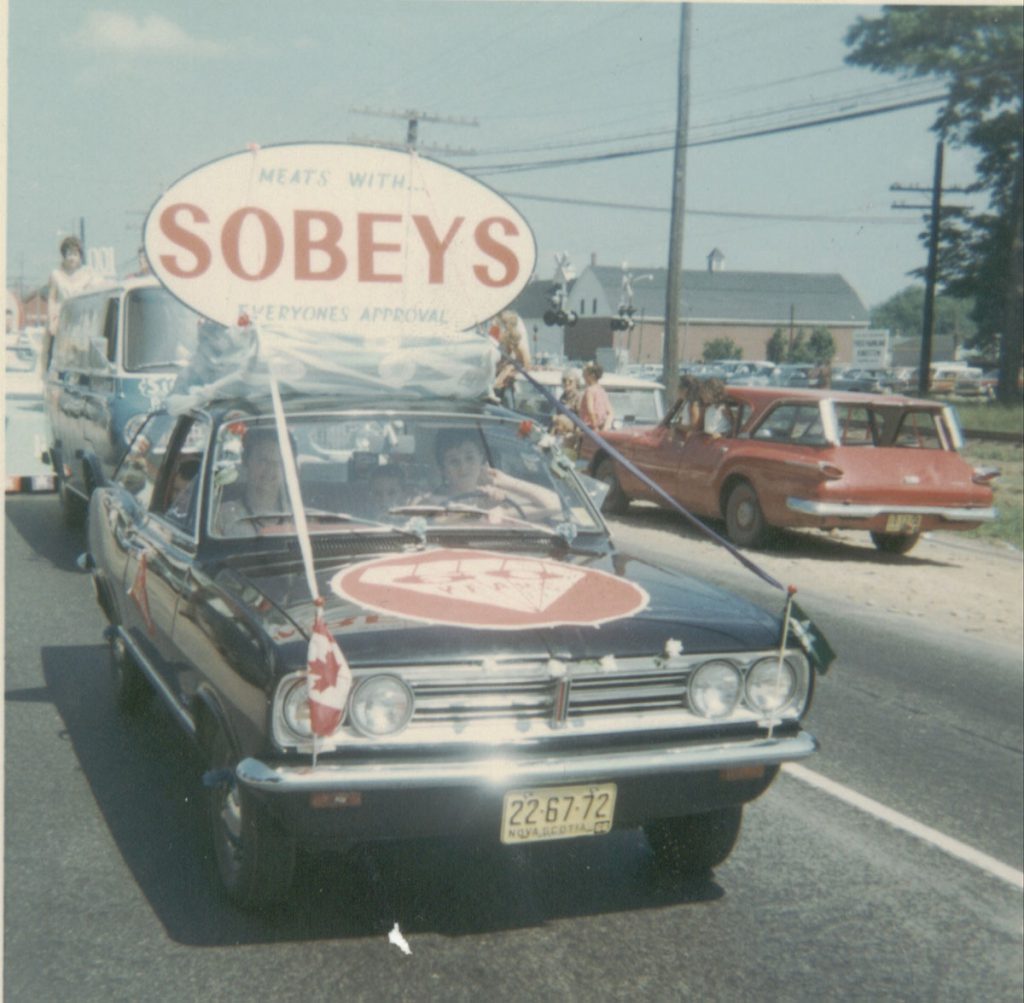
<box><xmin>220</xmin><ymin>544</ymin><xmax>781</xmax><ymax>668</ymax></box>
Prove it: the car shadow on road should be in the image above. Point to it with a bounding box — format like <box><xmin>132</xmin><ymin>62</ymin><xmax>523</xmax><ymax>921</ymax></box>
<box><xmin>5</xmin><ymin>494</ymin><xmax>85</xmax><ymax>574</ymax></box>
<box><xmin>612</xmin><ymin>507</ymin><xmax>953</xmax><ymax>569</ymax></box>
<box><xmin>40</xmin><ymin>644</ymin><xmax>724</xmax><ymax>947</ymax></box>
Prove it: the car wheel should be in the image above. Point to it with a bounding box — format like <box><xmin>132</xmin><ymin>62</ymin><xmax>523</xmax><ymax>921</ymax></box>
<box><xmin>870</xmin><ymin>531</ymin><xmax>920</xmax><ymax>555</ymax></box>
<box><xmin>57</xmin><ymin>464</ymin><xmax>87</xmax><ymax>528</ymax></box>
<box><xmin>725</xmin><ymin>481</ymin><xmax>765</xmax><ymax>548</ymax></box>
<box><xmin>596</xmin><ymin>458</ymin><xmax>630</xmax><ymax>515</ymax></box>
<box><xmin>109</xmin><ymin>632</ymin><xmax>149</xmax><ymax>713</ymax></box>
<box><xmin>645</xmin><ymin>805</ymin><xmax>743</xmax><ymax>876</ymax></box>
<box><xmin>208</xmin><ymin>729</ymin><xmax>296</xmax><ymax>910</ymax></box>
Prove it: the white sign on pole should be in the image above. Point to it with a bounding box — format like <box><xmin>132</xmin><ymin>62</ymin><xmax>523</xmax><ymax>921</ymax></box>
<box><xmin>143</xmin><ymin>143</ymin><xmax>537</xmax><ymax>333</ymax></box>
<box><xmin>852</xmin><ymin>328</ymin><xmax>891</xmax><ymax>367</ymax></box>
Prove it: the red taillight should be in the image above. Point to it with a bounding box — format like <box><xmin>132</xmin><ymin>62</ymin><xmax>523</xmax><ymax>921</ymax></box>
<box><xmin>818</xmin><ymin>462</ymin><xmax>844</xmax><ymax>480</ymax></box>
<box><xmin>972</xmin><ymin>466</ymin><xmax>1000</xmax><ymax>485</ymax></box>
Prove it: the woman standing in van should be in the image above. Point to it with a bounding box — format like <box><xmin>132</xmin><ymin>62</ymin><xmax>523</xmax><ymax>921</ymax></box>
<box><xmin>43</xmin><ymin>236</ymin><xmax>98</xmax><ymax>370</ymax></box>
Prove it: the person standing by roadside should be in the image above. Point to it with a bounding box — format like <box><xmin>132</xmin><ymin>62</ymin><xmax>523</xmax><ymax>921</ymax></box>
<box><xmin>43</xmin><ymin>235</ymin><xmax>98</xmax><ymax>372</ymax></box>
<box><xmin>676</xmin><ymin>373</ymin><xmax>702</xmax><ymax>435</ymax></box>
<box><xmin>551</xmin><ymin>367</ymin><xmax>584</xmax><ymax>452</ymax></box>
<box><xmin>579</xmin><ymin>362</ymin><xmax>614</xmax><ymax>432</ymax></box>
<box><xmin>559</xmin><ymin>367</ymin><xmax>583</xmax><ymax>413</ymax></box>
<box><xmin>491</xmin><ymin>310</ymin><xmax>532</xmax><ymax>409</ymax></box>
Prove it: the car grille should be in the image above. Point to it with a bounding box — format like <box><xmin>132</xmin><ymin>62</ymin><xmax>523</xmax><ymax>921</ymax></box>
<box><xmin>412</xmin><ymin>666</ymin><xmax>689</xmax><ymax>723</ymax></box>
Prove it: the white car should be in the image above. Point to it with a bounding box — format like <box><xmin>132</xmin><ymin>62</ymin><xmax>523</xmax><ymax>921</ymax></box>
<box><xmin>515</xmin><ymin>368</ymin><xmax>665</xmax><ymax>429</ymax></box>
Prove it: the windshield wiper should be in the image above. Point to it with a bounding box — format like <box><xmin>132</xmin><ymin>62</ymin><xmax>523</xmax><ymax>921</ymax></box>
<box><xmin>298</xmin><ymin>508</ymin><xmax>427</xmax><ymax>544</ymax></box>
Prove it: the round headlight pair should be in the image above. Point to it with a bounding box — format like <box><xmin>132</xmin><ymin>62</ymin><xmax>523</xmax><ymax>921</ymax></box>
<box><xmin>279</xmin><ymin>673</ymin><xmax>414</xmax><ymax>740</ymax></box>
<box><xmin>688</xmin><ymin>657</ymin><xmax>801</xmax><ymax>719</ymax></box>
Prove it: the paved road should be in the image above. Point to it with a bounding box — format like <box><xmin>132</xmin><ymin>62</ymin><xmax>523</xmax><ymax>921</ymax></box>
<box><xmin>6</xmin><ymin>495</ymin><xmax>1022</xmax><ymax>1002</ymax></box>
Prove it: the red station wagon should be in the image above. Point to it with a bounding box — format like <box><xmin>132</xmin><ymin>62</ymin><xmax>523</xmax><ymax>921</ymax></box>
<box><xmin>585</xmin><ymin>386</ymin><xmax>998</xmax><ymax>555</ymax></box>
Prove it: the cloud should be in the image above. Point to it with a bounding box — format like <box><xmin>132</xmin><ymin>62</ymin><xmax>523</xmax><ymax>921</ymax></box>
<box><xmin>72</xmin><ymin>11</ymin><xmax>226</xmax><ymax>57</ymax></box>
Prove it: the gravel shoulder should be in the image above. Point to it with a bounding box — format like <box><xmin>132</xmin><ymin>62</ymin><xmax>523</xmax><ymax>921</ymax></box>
<box><xmin>607</xmin><ymin>505</ymin><xmax>1024</xmax><ymax>649</ymax></box>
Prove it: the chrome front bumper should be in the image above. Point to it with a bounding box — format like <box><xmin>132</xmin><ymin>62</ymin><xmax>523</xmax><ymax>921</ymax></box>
<box><xmin>237</xmin><ymin>731</ymin><xmax>818</xmax><ymax>794</ymax></box>
<box><xmin>786</xmin><ymin>498</ymin><xmax>997</xmax><ymax>522</ymax></box>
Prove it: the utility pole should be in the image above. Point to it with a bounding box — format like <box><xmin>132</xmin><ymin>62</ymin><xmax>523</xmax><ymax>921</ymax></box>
<box><xmin>350</xmin><ymin>107</ymin><xmax>479</xmax><ymax>157</ymax></box>
<box><xmin>663</xmin><ymin>3</ymin><xmax>692</xmax><ymax>380</ymax></box>
<box><xmin>891</xmin><ymin>138</ymin><xmax>970</xmax><ymax>395</ymax></box>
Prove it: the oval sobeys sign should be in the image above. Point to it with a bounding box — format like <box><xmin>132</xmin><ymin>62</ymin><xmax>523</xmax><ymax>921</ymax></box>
<box><xmin>143</xmin><ymin>143</ymin><xmax>536</xmax><ymax>332</ymax></box>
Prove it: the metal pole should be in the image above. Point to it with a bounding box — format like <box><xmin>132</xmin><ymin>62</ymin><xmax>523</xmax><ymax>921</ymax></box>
<box><xmin>919</xmin><ymin>139</ymin><xmax>944</xmax><ymax>396</ymax></box>
<box><xmin>663</xmin><ymin>3</ymin><xmax>692</xmax><ymax>382</ymax></box>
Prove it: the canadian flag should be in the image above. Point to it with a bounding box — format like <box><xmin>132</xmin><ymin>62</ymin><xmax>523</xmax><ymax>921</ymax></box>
<box><xmin>307</xmin><ymin>609</ymin><xmax>352</xmax><ymax>736</ymax></box>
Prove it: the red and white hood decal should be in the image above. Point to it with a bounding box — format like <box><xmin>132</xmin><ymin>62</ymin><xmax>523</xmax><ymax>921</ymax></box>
<box><xmin>329</xmin><ymin>548</ymin><xmax>649</xmax><ymax>631</ymax></box>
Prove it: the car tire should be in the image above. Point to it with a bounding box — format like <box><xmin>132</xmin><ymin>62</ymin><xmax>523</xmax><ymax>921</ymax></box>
<box><xmin>596</xmin><ymin>458</ymin><xmax>630</xmax><ymax>515</ymax></box>
<box><xmin>109</xmin><ymin>632</ymin><xmax>149</xmax><ymax>713</ymax></box>
<box><xmin>870</xmin><ymin>531</ymin><xmax>920</xmax><ymax>555</ymax></box>
<box><xmin>208</xmin><ymin>729</ymin><xmax>296</xmax><ymax>910</ymax></box>
<box><xmin>724</xmin><ymin>481</ymin><xmax>766</xmax><ymax>548</ymax></box>
<box><xmin>645</xmin><ymin>805</ymin><xmax>743</xmax><ymax>876</ymax></box>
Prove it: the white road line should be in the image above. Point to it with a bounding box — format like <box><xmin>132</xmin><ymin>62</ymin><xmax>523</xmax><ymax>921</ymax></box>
<box><xmin>782</xmin><ymin>763</ymin><xmax>1024</xmax><ymax>892</ymax></box>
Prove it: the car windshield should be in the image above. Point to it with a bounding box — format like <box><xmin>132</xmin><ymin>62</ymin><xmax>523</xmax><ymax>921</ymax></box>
<box><xmin>123</xmin><ymin>287</ymin><xmax>200</xmax><ymax>372</ymax></box>
<box><xmin>608</xmin><ymin>387</ymin><xmax>662</xmax><ymax>423</ymax></box>
<box><xmin>207</xmin><ymin>413</ymin><xmax>603</xmax><ymax>539</ymax></box>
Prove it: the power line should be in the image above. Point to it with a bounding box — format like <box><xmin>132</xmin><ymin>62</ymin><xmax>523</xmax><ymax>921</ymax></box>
<box><xmin>460</xmin><ymin>77</ymin><xmax>941</xmax><ymax>159</ymax></box>
<box><xmin>467</xmin><ymin>93</ymin><xmax>948</xmax><ymax>176</ymax></box>
<box><xmin>499</xmin><ymin>190</ymin><xmax>921</xmax><ymax>225</ymax></box>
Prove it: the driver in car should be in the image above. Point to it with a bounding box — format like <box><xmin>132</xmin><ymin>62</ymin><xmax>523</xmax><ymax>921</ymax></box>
<box><xmin>420</xmin><ymin>428</ymin><xmax>558</xmax><ymax>519</ymax></box>
<box><xmin>216</xmin><ymin>427</ymin><xmax>292</xmax><ymax>537</ymax></box>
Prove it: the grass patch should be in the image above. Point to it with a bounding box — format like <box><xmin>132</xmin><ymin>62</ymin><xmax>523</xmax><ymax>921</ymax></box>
<box><xmin>962</xmin><ymin>439</ymin><xmax>1023</xmax><ymax>549</ymax></box>
<box><xmin>951</xmin><ymin>400</ymin><xmax>1023</xmax><ymax>437</ymax></box>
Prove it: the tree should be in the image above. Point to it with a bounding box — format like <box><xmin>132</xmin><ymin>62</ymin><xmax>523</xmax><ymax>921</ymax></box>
<box><xmin>766</xmin><ymin>328</ymin><xmax>787</xmax><ymax>363</ymax></box>
<box><xmin>845</xmin><ymin>6</ymin><xmax>1023</xmax><ymax>401</ymax></box>
<box><xmin>807</xmin><ymin>327</ymin><xmax>836</xmax><ymax>365</ymax></box>
<box><xmin>702</xmin><ymin>337</ymin><xmax>742</xmax><ymax>362</ymax></box>
<box><xmin>871</xmin><ymin>285</ymin><xmax>977</xmax><ymax>352</ymax></box>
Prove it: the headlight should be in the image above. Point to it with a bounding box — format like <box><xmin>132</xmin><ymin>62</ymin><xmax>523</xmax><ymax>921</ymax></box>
<box><xmin>280</xmin><ymin>676</ymin><xmax>314</xmax><ymax>739</ymax></box>
<box><xmin>745</xmin><ymin>656</ymin><xmax>800</xmax><ymax>715</ymax></box>
<box><xmin>349</xmin><ymin>675</ymin><xmax>414</xmax><ymax>737</ymax></box>
<box><xmin>688</xmin><ymin>660</ymin><xmax>742</xmax><ymax>719</ymax></box>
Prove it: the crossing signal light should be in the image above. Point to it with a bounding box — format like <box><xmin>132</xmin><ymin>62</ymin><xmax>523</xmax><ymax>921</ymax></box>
<box><xmin>544</xmin><ymin>309</ymin><xmax>578</xmax><ymax>327</ymax></box>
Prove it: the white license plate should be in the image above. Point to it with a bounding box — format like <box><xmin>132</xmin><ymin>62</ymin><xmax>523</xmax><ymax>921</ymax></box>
<box><xmin>885</xmin><ymin>513</ymin><xmax>922</xmax><ymax>533</ymax></box>
<box><xmin>500</xmin><ymin>783</ymin><xmax>617</xmax><ymax>844</ymax></box>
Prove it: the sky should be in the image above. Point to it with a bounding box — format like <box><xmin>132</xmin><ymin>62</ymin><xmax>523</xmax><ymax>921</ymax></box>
<box><xmin>4</xmin><ymin>0</ymin><xmax>993</xmax><ymax>313</ymax></box>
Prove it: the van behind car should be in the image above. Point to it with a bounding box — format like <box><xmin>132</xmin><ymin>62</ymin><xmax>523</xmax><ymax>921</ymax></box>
<box><xmin>43</xmin><ymin>276</ymin><xmax>200</xmax><ymax>523</ymax></box>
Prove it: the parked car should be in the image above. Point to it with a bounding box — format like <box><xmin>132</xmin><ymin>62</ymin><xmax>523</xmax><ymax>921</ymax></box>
<box><xmin>952</xmin><ymin>367</ymin><xmax>992</xmax><ymax>398</ymax></box>
<box><xmin>514</xmin><ymin>368</ymin><xmax>665</xmax><ymax>429</ymax></box>
<box><xmin>585</xmin><ymin>386</ymin><xmax>997</xmax><ymax>554</ymax></box>
<box><xmin>929</xmin><ymin>365</ymin><xmax>968</xmax><ymax>395</ymax></box>
<box><xmin>769</xmin><ymin>364</ymin><xmax>815</xmax><ymax>388</ymax></box>
<box><xmin>724</xmin><ymin>361</ymin><xmax>777</xmax><ymax>387</ymax></box>
<box><xmin>5</xmin><ymin>330</ymin><xmax>55</xmax><ymax>491</ymax></box>
<box><xmin>43</xmin><ymin>276</ymin><xmax>202</xmax><ymax>524</ymax></box>
<box><xmin>82</xmin><ymin>385</ymin><xmax>828</xmax><ymax>908</ymax></box>
<box><xmin>830</xmin><ymin>368</ymin><xmax>887</xmax><ymax>394</ymax></box>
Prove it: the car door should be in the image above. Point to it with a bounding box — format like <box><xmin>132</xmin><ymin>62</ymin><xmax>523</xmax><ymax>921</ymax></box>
<box><xmin>112</xmin><ymin>412</ymin><xmax>181</xmax><ymax>678</ymax></box>
<box><xmin>674</xmin><ymin>406</ymin><xmax>740</xmax><ymax>512</ymax></box>
<box><xmin>121</xmin><ymin>415</ymin><xmax>212</xmax><ymax>704</ymax></box>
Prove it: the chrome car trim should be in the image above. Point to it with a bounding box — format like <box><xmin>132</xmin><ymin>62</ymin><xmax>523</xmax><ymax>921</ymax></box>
<box><xmin>237</xmin><ymin>730</ymin><xmax>818</xmax><ymax>792</ymax></box>
<box><xmin>116</xmin><ymin>626</ymin><xmax>197</xmax><ymax>735</ymax></box>
<box><xmin>271</xmin><ymin>651</ymin><xmax>811</xmax><ymax>752</ymax></box>
<box><xmin>786</xmin><ymin>498</ymin><xmax>996</xmax><ymax>522</ymax></box>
